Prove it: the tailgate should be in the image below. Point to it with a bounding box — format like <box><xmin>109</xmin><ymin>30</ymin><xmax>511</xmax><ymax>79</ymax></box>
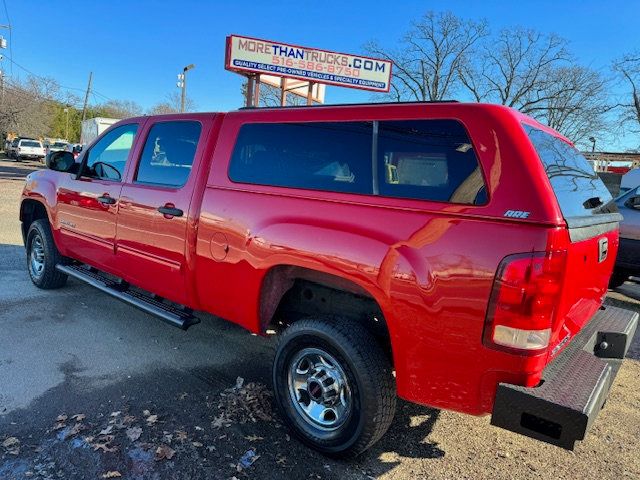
<box><xmin>550</xmin><ymin>219</ymin><xmax>620</xmax><ymax>358</ymax></box>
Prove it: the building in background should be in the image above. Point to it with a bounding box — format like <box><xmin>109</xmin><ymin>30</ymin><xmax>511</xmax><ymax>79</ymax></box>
<box><xmin>583</xmin><ymin>151</ymin><xmax>640</xmax><ymax>174</ymax></box>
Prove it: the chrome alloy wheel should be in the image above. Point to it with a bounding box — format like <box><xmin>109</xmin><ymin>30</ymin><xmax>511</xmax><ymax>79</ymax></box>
<box><xmin>29</xmin><ymin>234</ymin><xmax>46</xmax><ymax>279</ymax></box>
<box><xmin>287</xmin><ymin>347</ymin><xmax>352</xmax><ymax>431</ymax></box>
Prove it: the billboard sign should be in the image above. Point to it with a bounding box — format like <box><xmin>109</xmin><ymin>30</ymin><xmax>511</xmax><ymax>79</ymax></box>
<box><xmin>225</xmin><ymin>35</ymin><xmax>392</xmax><ymax>93</ymax></box>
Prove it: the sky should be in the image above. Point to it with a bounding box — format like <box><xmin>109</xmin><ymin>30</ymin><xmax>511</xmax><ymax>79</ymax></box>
<box><xmin>1</xmin><ymin>0</ymin><xmax>639</xmax><ymax>150</ymax></box>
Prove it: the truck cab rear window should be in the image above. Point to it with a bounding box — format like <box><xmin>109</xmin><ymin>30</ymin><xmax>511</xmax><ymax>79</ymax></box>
<box><xmin>229</xmin><ymin>120</ymin><xmax>485</xmax><ymax>204</ymax></box>
<box><xmin>524</xmin><ymin>125</ymin><xmax>616</xmax><ymax>219</ymax></box>
<box><xmin>229</xmin><ymin>122</ymin><xmax>373</xmax><ymax>194</ymax></box>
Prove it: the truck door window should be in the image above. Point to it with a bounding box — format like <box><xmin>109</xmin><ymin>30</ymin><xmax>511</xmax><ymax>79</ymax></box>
<box><xmin>83</xmin><ymin>124</ymin><xmax>138</xmax><ymax>182</ymax></box>
<box><xmin>229</xmin><ymin>122</ymin><xmax>373</xmax><ymax>195</ymax></box>
<box><xmin>377</xmin><ymin>120</ymin><xmax>486</xmax><ymax>205</ymax></box>
<box><xmin>135</xmin><ymin>121</ymin><xmax>202</xmax><ymax>187</ymax></box>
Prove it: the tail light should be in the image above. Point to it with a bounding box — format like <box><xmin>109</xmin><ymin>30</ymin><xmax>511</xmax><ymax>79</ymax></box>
<box><xmin>483</xmin><ymin>250</ymin><xmax>567</xmax><ymax>355</ymax></box>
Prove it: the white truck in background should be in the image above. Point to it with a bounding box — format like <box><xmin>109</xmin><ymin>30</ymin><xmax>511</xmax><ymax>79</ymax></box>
<box><xmin>80</xmin><ymin>117</ymin><xmax>120</xmax><ymax>146</ymax></box>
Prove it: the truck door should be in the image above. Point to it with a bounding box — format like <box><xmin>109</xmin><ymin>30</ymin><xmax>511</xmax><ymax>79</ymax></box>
<box><xmin>115</xmin><ymin>119</ymin><xmax>206</xmax><ymax>306</ymax></box>
<box><xmin>56</xmin><ymin>122</ymin><xmax>142</xmax><ymax>273</ymax></box>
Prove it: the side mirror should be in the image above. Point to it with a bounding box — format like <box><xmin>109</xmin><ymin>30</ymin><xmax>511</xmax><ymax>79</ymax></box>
<box><xmin>46</xmin><ymin>151</ymin><xmax>77</xmax><ymax>173</ymax></box>
<box><xmin>625</xmin><ymin>195</ymin><xmax>640</xmax><ymax>210</ymax></box>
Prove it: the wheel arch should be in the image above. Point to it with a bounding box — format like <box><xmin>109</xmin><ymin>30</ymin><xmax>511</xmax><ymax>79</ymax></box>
<box><xmin>20</xmin><ymin>199</ymin><xmax>51</xmax><ymax>245</ymax></box>
<box><xmin>259</xmin><ymin>264</ymin><xmax>394</xmax><ymax>365</ymax></box>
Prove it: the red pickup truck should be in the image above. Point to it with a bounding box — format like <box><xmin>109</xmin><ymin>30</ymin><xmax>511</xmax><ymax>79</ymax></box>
<box><xmin>20</xmin><ymin>102</ymin><xmax>638</xmax><ymax>457</ymax></box>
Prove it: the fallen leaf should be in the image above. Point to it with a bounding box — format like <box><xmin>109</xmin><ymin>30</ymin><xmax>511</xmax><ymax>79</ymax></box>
<box><xmin>123</xmin><ymin>415</ymin><xmax>136</xmax><ymax>424</ymax></box>
<box><xmin>93</xmin><ymin>442</ymin><xmax>118</xmax><ymax>453</ymax></box>
<box><xmin>142</xmin><ymin>410</ymin><xmax>151</xmax><ymax>417</ymax></box>
<box><xmin>192</xmin><ymin>441</ymin><xmax>203</xmax><ymax>447</ymax></box>
<box><xmin>175</xmin><ymin>431</ymin><xmax>187</xmax><ymax>442</ymax></box>
<box><xmin>155</xmin><ymin>444</ymin><xmax>175</xmax><ymax>461</ymax></box>
<box><xmin>101</xmin><ymin>472</ymin><xmax>122</xmax><ymax>478</ymax></box>
<box><xmin>63</xmin><ymin>423</ymin><xmax>83</xmax><ymax>440</ymax></box>
<box><xmin>146</xmin><ymin>415</ymin><xmax>158</xmax><ymax>425</ymax></box>
<box><xmin>211</xmin><ymin>415</ymin><xmax>229</xmax><ymax>429</ymax></box>
<box><xmin>126</xmin><ymin>427</ymin><xmax>143</xmax><ymax>442</ymax></box>
<box><xmin>53</xmin><ymin>422</ymin><xmax>66</xmax><ymax>431</ymax></box>
<box><xmin>244</xmin><ymin>435</ymin><xmax>263</xmax><ymax>442</ymax></box>
<box><xmin>2</xmin><ymin>437</ymin><xmax>19</xmax><ymax>448</ymax></box>
<box><xmin>7</xmin><ymin>448</ymin><xmax>20</xmax><ymax>456</ymax></box>
<box><xmin>195</xmin><ymin>426</ymin><xmax>204</xmax><ymax>431</ymax></box>
<box><xmin>99</xmin><ymin>426</ymin><xmax>113</xmax><ymax>436</ymax></box>
<box><xmin>178</xmin><ymin>392</ymin><xmax>188</xmax><ymax>400</ymax></box>
<box><xmin>71</xmin><ymin>414</ymin><xmax>86</xmax><ymax>422</ymax></box>
<box><xmin>110</xmin><ymin>411</ymin><xmax>121</xmax><ymax>417</ymax></box>
<box><xmin>56</xmin><ymin>415</ymin><xmax>68</xmax><ymax>422</ymax></box>
<box><xmin>276</xmin><ymin>455</ymin><xmax>287</xmax><ymax>465</ymax></box>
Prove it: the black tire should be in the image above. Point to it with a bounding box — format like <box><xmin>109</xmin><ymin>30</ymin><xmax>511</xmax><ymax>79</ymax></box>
<box><xmin>26</xmin><ymin>219</ymin><xmax>68</xmax><ymax>289</ymax></box>
<box><xmin>609</xmin><ymin>271</ymin><xmax>628</xmax><ymax>289</ymax></box>
<box><xmin>273</xmin><ymin>318</ymin><xmax>396</xmax><ymax>458</ymax></box>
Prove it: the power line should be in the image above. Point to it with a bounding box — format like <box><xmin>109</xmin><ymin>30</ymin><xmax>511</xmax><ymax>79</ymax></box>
<box><xmin>2</xmin><ymin>54</ymin><xmax>114</xmax><ymax>104</ymax></box>
<box><xmin>92</xmin><ymin>89</ymin><xmax>113</xmax><ymax>102</ymax></box>
<box><xmin>2</xmin><ymin>54</ymin><xmax>86</xmax><ymax>92</ymax></box>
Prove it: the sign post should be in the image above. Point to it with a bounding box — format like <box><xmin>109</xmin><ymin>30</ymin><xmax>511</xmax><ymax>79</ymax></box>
<box><xmin>225</xmin><ymin>35</ymin><xmax>393</xmax><ymax>107</ymax></box>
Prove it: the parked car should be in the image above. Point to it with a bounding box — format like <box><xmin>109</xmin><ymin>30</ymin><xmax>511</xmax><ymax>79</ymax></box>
<box><xmin>7</xmin><ymin>138</ymin><xmax>21</xmax><ymax>158</ymax></box>
<box><xmin>610</xmin><ymin>185</ymin><xmax>640</xmax><ymax>287</ymax></box>
<box><xmin>8</xmin><ymin>138</ymin><xmax>44</xmax><ymax>161</ymax></box>
<box><xmin>20</xmin><ymin>103</ymin><xmax>637</xmax><ymax>457</ymax></box>
<box><xmin>15</xmin><ymin>138</ymin><xmax>45</xmax><ymax>161</ymax></box>
<box><xmin>46</xmin><ymin>141</ymin><xmax>69</xmax><ymax>155</ymax></box>
<box><xmin>620</xmin><ymin>168</ymin><xmax>640</xmax><ymax>195</ymax></box>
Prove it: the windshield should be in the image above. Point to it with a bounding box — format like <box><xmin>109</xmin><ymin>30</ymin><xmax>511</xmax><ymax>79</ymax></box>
<box><xmin>524</xmin><ymin>125</ymin><xmax>616</xmax><ymax>219</ymax></box>
<box><xmin>21</xmin><ymin>141</ymin><xmax>42</xmax><ymax>148</ymax></box>
<box><xmin>52</xmin><ymin>142</ymin><xmax>67</xmax><ymax>148</ymax></box>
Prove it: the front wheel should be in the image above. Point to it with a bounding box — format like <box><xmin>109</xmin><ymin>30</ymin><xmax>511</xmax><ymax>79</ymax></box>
<box><xmin>273</xmin><ymin>318</ymin><xmax>396</xmax><ymax>458</ymax></box>
<box><xmin>26</xmin><ymin>219</ymin><xmax>68</xmax><ymax>289</ymax></box>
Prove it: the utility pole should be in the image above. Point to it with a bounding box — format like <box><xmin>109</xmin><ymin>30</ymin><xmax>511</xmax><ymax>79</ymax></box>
<box><xmin>81</xmin><ymin>71</ymin><xmax>93</xmax><ymax>122</ymax></box>
<box><xmin>177</xmin><ymin>64</ymin><xmax>195</xmax><ymax>113</ymax></box>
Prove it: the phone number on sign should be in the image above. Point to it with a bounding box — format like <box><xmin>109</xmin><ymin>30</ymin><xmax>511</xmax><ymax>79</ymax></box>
<box><xmin>272</xmin><ymin>56</ymin><xmax>361</xmax><ymax>77</ymax></box>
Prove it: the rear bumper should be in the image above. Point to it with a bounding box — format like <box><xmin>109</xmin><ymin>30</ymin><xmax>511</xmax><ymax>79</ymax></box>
<box><xmin>491</xmin><ymin>304</ymin><xmax>638</xmax><ymax>450</ymax></box>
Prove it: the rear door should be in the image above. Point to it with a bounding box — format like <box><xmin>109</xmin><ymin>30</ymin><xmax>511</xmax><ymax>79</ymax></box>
<box><xmin>524</xmin><ymin>125</ymin><xmax>620</xmax><ymax>351</ymax></box>
<box><xmin>56</xmin><ymin>122</ymin><xmax>142</xmax><ymax>273</ymax></box>
<box><xmin>115</xmin><ymin>119</ymin><xmax>206</xmax><ymax>305</ymax></box>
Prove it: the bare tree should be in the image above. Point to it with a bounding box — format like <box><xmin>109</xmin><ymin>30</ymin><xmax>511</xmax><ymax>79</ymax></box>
<box><xmin>612</xmin><ymin>52</ymin><xmax>640</xmax><ymax>135</ymax></box>
<box><xmin>458</xmin><ymin>28</ymin><xmax>570</xmax><ymax>109</ymax></box>
<box><xmin>365</xmin><ymin>11</ymin><xmax>488</xmax><ymax>101</ymax></box>
<box><xmin>147</xmin><ymin>92</ymin><xmax>196</xmax><ymax>115</ymax></box>
<box><xmin>97</xmin><ymin>99</ymin><xmax>143</xmax><ymax>118</ymax></box>
<box><xmin>530</xmin><ymin>66</ymin><xmax>610</xmax><ymax>146</ymax></box>
<box><xmin>0</xmin><ymin>75</ymin><xmax>60</xmax><ymax>138</ymax></box>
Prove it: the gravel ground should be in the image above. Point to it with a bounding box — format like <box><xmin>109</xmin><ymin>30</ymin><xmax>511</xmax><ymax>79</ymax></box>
<box><xmin>0</xmin><ymin>153</ymin><xmax>639</xmax><ymax>479</ymax></box>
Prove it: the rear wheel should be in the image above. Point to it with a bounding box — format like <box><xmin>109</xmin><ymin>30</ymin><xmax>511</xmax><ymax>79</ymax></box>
<box><xmin>26</xmin><ymin>219</ymin><xmax>68</xmax><ymax>289</ymax></box>
<box><xmin>273</xmin><ymin>318</ymin><xmax>396</xmax><ymax>458</ymax></box>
